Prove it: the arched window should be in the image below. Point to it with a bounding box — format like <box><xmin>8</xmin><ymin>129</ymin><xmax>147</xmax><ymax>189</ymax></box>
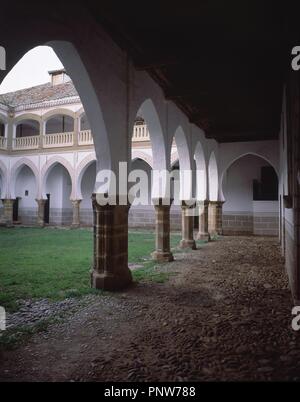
<box><xmin>0</xmin><ymin>120</ymin><xmax>5</xmax><ymax>137</ymax></box>
<box><xmin>16</xmin><ymin>120</ymin><xmax>39</xmax><ymax>137</ymax></box>
<box><xmin>45</xmin><ymin>115</ymin><xmax>74</xmax><ymax>134</ymax></box>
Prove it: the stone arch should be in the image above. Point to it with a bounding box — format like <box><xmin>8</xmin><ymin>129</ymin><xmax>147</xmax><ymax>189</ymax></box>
<box><xmin>208</xmin><ymin>152</ymin><xmax>218</xmax><ymax>201</ymax></box>
<box><xmin>41</xmin><ymin>156</ymin><xmax>75</xmax><ymax>199</ymax></box>
<box><xmin>14</xmin><ymin>115</ymin><xmax>41</xmax><ymax>138</ymax></box>
<box><xmin>194</xmin><ymin>141</ymin><xmax>207</xmax><ymax>201</ymax></box>
<box><xmin>42</xmin><ymin>108</ymin><xmax>76</xmax><ymax>122</ymax></box>
<box><xmin>43</xmin><ymin>110</ymin><xmax>75</xmax><ymax>134</ymax></box>
<box><xmin>134</xmin><ymin>99</ymin><xmax>167</xmax><ymax>171</ymax></box>
<box><xmin>220</xmin><ymin>152</ymin><xmax>279</xmax><ymax>201</ymax></box>
<box><xmin>173</xmin><ymin>125</ymin><xmax>193</xmax><ymax>200</ymax></box>
<box><xmin>14</xmin><ymin>113</ymin><xmax>42</xmax><ymax>124</ymax></box>
<box><xmin>131</xmin><ymin>150</ymin><xmax>153</xmax><ymax>168</ymax></box>
<box><xmin>10</xmin><ymin>158</ymin><xmax>39</xmax><ymax>199</ymax></box>
<box><xmin>76</xmin><ymin>153</ymin><xmax>97</xmax><ymax>199</ymax></box>
<box><xmin>47</xmin><ymin>41</ymin><xmax>110</xmax><ymax>181</ymax></box>
<box><xmin>130</xmin><ymin>157</ymin><xmax>153</xmax><ymax>206</ymax></box>
<box><xmin>133</xmin><ymin>98</ymin><xmax>168</xmax><ymax>199</ymax></box>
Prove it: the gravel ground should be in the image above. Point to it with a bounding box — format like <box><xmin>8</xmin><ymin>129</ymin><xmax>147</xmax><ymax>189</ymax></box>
<box><xmin>0</xmin><ymin>236</ymin><xmax>299</xmax><ymax>382</ymax></box>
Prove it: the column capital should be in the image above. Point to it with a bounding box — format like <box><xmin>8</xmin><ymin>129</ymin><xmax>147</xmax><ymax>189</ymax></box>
<box><xmin>152</xmin><ymin>197</ymin><xmax>174</xmax><ymax>207</ymax></box>
<box><xmin>35</xmin><ymin>198</ymin><xmax>46</xmax><ymax>205</ymax></box>
<box><xmin>92</xmin><ymin>193</ymin><xmax>130</xmax><ymax>210</ymax></box>
<box><xmin>71</xmin><ymin>199</ymin><xmax>82</xmax><ymax>206</ymax></box>
<box><xmin>181</xmin><ymin>200</ymin><xmax>196</xmax><ymax>209</ymax></box>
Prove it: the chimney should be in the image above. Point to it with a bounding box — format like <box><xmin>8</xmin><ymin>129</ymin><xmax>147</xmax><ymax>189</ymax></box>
<box><xmin>48</xmin><ymin>69</ymin><xmax>71</xmax><ymax>86</ymax></box>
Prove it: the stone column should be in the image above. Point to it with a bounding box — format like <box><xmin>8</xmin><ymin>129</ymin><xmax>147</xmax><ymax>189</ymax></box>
<box><xmin>36</xmin><ymin>199</ymin><xmax>46</xmax><ymax>227</ymax></box>
<box><xmin>73</xmin><ymin>116</ymin><xmax>79</xmax><ymax>147</ymax></box>
<box><xmin>196</xmin><ymin>200</ymin><xmax>209</xmax><ymax>240</ymax></box>
<box><xmin>71</xmin><ymin>199</ymin><xmax>81</xmax><ymax>228</ymax></box>
<box><xmin>1</xmin><ymin>199</ymin><xmax>14</xmax><ymax>226</ymax></box>
<box><xmin>6</xmin><ymin>115</ymin><xmax>14</xmax><ymax>152</ymax></box>
<box><xmin>39</xmin><ymin>121</ymin><xmax>44</xmax><ymax>149</ymax></box>
<box><xmin>208</xmin><ymin>201</ymin><xmax>224</xmax><ymax>237</ymax></box>
<box><xmin>180</xmin><ymin>200</ymin><xmax>196</xmax><ymax>249</ymax></box>
<box><xmin>151</xmin><ymin>200</ymin><xmax>174</xmax><ymax>262</ymax></box>
<box><xmin>90</xmin><ymin>194</ymin><xmax>132</xmax><ymax>290</ymax></box>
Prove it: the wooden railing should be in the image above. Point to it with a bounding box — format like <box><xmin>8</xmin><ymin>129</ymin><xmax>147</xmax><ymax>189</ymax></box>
<box><xmin>78</xmin><ymin>130</ymin><xmax>93</xmax><ymax>145</ymax></box>
<box><xmin>43</xmin><ymin>132</ymin><xmax>74</xmax><ymax>148</ymax></box>
<box><xmin>13</xmin><ymin>136</ymin><xmax>39</xmax><ymax>150</ymax></box>
<box><xmin>132</xmin><ymin>124</ymin><xmax>150</xmax><ymax>142</ymax></box>
<box><xmin>0</xmin><ymin>136</ymin><xmax>7</xmax><ymax>149</ymax></box>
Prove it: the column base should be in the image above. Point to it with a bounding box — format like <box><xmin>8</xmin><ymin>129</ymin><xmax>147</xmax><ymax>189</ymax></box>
<box><xmin>180</xmin><ymin>239</ymin><xmax>197</xmax><ymax>249</ymax></box>
<box><xmin>196</xmin><ymin>232</ymin><xmax>210</xmax><ymax>241</ymax></box>
<box><xmin>151</xmin><ymin>251</ymin><xmax>174</xmax><ymax>263</ymax></box>
<box><xmin>0</xmin><ymin>221</ymin><xmax>14</xmax><ymax>228</ymax></box>
<box><xmin>91</xmin><ymin>269</ymin><xmax>132</xmax><ymax>291</ymax></box>
<box><xmin>70</xmin><ymin>223</ymin><xmax>80</xmax><ymax>229</ymax></box>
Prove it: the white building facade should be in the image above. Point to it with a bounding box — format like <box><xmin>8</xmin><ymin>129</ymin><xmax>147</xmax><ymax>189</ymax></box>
<box><xmin>0</xmin><ymin>70</ymin><xmax>279</xmax><ymax>235</ymax></box>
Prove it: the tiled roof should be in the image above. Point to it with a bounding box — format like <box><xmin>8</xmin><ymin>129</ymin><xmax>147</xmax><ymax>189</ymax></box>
<box><xmin>0</xmin><ymin>81</ymin><xmax>78</xmax><ymax>108</ymax></box>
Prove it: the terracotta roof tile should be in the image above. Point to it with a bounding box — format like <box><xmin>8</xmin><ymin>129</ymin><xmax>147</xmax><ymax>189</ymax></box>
<box><xmin>0</xmin><ymin>81</ymin><xmax>78</xmax><ymax>107</ymax></box>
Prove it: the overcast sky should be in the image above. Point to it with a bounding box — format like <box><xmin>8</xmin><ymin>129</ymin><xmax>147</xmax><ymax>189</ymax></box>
<box><xmin>0</xmin><ymin>46</ymin><xmax>63</xmax><ymax>94</ymax></box>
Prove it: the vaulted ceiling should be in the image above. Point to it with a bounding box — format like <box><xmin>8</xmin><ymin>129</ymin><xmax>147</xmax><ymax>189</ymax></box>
<box><xmin>86</xmin><ymin>0</ymin><xmax>295</xmax><ymax>142</ymax></box>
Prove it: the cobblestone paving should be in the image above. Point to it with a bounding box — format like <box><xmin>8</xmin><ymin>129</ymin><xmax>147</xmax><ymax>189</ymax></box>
<box><xmin>1</xmin><ymin>236</ymin><xmax>299</xmax><ymax>382</ymax></box>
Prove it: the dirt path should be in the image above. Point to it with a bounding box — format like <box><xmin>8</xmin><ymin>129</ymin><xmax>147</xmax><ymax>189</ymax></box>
<box><xmin>1</xmin><ymin>236</ymin><xmax>299</xmax><ymax>382</ymax></box>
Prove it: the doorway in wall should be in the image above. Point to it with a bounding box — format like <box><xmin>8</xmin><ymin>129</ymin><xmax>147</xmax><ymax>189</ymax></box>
<box><xmin>13</xmin><ymin>198</ymin><xmax>19</xmax><ymax>222</ymax></box>
<box><xmin>44</xmin><ymin>194</ymin><xmax>50</xmax><ymax>224</ymax></box>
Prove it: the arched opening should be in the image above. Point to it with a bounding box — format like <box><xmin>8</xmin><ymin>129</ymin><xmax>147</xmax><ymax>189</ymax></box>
<box><xmin>16</xmin><ymin>119</ymin><xmax>39</xmax><ymax>137</ymax></box>
<box><xmin>0</xmin><ymin>119</ymin><xmax>5</xmax><ymax>137</ymax></box>
<box><xmin>222</xmin><ymin>154</ymin><xmax>279</xmax><ymax>236</ymax></box>
<box><xmin>44</xmin><ymin>163</ymin><xmax>72</xmax><ymax>226</ymax></box>
<box><xmin>208</xmin><ymin>152</ymin><xmax>218</xmax><ymax>201</ymax></box>
<box><xmin>134</xmin><ymin>99</ymin><xmax>168</xmax><ymax>200</ymax></box>
<box><xmin>14</xmin><ymin>165</ymin><xmax>37</xmax><ymax>224</ymax></box>
<box><xmin>80</xmin><ymin>160</ymin><xmax>97</xmax><ymax>225</ymax></box>
<box><xmin>170</xmin><ymin>159</ymin><xmax>181</xmax><ymax>230</ymax></box>
<box><xmin>172</xmin><ymin>126</ymin><xmax>193</xmax><ymax>202</ymax></box>
<box><xmin>128</xmin><ymin>158</ymin><xmax>153</xmax><ymax>228</ymax></box>
<box><xmin>194</xmin><ymin>141</ymin><xmax>207</xmax><ymax>201</ymax></box>
<box><xmin>45</xmin><ymin>114</ymin><xmax>74</xmax><ymax>134</ymax></box>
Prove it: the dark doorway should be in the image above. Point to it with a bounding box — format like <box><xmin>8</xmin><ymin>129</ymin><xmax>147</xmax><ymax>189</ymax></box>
<box><xmin>44</xmin><ymin>194</ymin><xmax>50</xmax><ymax>224</ymax></box>
<box><xmin>13</xmin><ymin>198</ymin><xmax>19</xmax><ymax>222</ymax></box>
<box><xmin>194</xmin><ymin>215</ymin><xmax>199</xmax><ymax>230</ymax></box>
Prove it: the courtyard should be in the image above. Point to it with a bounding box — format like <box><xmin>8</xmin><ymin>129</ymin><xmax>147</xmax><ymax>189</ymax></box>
<box><xmin>0</xmin><ymin>227</ymin><xmax>185</xmax><ymax>312</ymax></box>
<box><xmin>0</xmin><ymin>232</ymin><xmax>299</xmax><ymax>382</ymax></box>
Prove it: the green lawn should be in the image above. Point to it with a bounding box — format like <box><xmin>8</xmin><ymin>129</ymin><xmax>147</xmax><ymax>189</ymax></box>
<box><xmin>0</xmin><ymin>227</ymin><xmax>186</xmax><ymax>311</ymax></box>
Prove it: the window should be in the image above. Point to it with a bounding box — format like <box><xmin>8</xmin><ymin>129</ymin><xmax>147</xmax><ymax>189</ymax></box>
<box><xmin>253</xmin><ymin>166</ymin><xmax>278</xmax><ymax>201</ymax></box>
